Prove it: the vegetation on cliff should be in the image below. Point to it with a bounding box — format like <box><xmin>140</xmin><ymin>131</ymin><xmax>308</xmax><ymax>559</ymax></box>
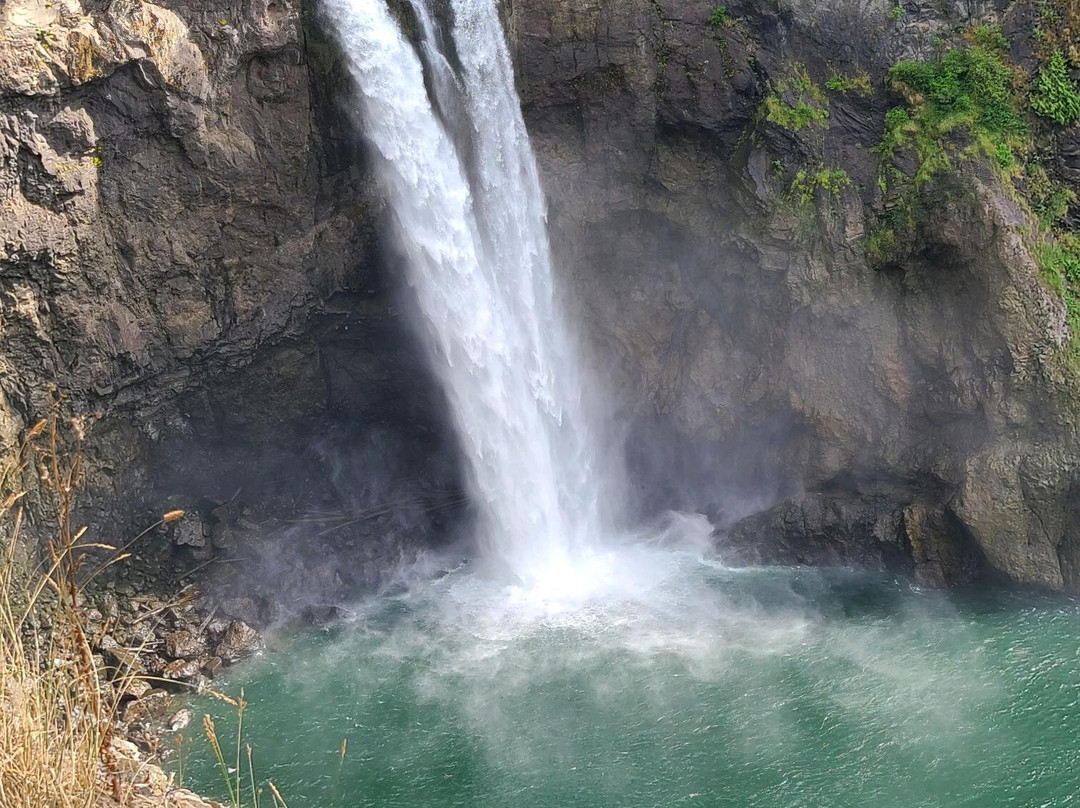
<box><xmin>764</xmin><ymin>65</ymin><xmax>829</xmax><ymax>132</ymax></box>
<box><xmin>863</xmin><ymin>19</ymin><xmax>1080</xmax><ymax>359</ymax></box>
<box><xmin>1030</xmin><ymin>49</ymin><xmax>1080</xmax><ymax>125</ymax></box>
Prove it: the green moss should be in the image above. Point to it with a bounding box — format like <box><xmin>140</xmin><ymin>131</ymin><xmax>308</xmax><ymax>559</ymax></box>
<box><xmin>1036</xmin><ymin>234</ymin><xmax>1080</xmax><ymax>355</ymax></box>
<box><xmin>1027</xmin><ymin>164</ymin><xmax>1076</xmax><ymax>227</ymax></box>
<box><xmin>889</xmin><ymin>5</ymin><xmax>904</xmax><ymax>20</ymax></box>
<box><xmin>786</xmin><ymin>166</ymin><xmax>850</xmax><ymax>239</ymax></box>
<box><xmin>708</xmin><ymin>6</ymin><xmax>730</xmax><ymax>27</ymax></box>
<box><xmin>1030</xmin><ymin>50</ymin><xmax>1080</xmax><ymax>125</ymax></box>
<box><xmin>765</xmin><ymin>66</ymin><xmax>829</xmax><ymax>131</ymax></box>
<box><xmin>825</xmin><ymin>72</ymin><xmax>873</xmax><ymax>96</ymax></box>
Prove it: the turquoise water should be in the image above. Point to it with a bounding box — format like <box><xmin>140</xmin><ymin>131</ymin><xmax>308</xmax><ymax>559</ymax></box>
<box><xmin>179</xmin><ymin>549</ymin><xmax>1080</xmax><ymax>807</ymax></box>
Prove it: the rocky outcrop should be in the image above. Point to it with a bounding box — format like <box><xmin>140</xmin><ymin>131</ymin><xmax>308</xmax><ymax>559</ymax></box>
<box><xmin>508</xmin><ymin>0</ymin><xmax>1080</xmax><ymax>590</ymax></box>
<box><xmin>0</xmin><ymin>0</ymin><xmax>464</xmax><ymax>612</ymax></box>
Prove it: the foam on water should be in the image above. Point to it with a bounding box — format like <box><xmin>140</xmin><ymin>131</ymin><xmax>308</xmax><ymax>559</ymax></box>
<box><xmin>182</xmin><ymin>553</ymin><xmax>1080</xmax><ymax>807</ymax></box>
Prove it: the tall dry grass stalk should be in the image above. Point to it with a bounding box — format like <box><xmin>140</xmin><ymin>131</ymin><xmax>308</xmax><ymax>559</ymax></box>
<box><xmin>0</xmin><ymin>403</ymin><xmax>172</xmax><ymax>807</ymax></box>
<box><xmin>0</xmin><ymin>409</ymin><xmax>105</xmax><ymax>807</ymax></box>
<box><xmin>1</xmin><ymin>401</ymin><xmax>305</xmax><ymax>808</ymax></box>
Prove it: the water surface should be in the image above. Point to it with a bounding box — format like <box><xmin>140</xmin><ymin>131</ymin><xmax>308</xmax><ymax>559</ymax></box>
<box><xmin>180</xmin><ymin>548</ymin><xmax>1080</xmax><ymax>807</ymax></box>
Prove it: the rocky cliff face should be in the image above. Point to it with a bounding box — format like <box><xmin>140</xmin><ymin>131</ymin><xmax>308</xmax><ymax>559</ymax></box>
<box><xmin>507</xmin><ymin>0</ymin><xmax>1080</xmax><ymax>590</ymax></box>
<box><xmin>2</xmin><ymin>0</ymin><xmax>1080</xmax><ymax>599</ymax></box>
<box><xmin>0</xmin><ymin>0</ymin><xmax>463</xmax><ymax>617</ymax></box>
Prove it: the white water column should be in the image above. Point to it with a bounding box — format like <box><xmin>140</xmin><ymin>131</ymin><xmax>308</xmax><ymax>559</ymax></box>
<box><xmin>322</xmin><ymin>0</ymin><xmax>612</xmax><ymax>581</ymax></box>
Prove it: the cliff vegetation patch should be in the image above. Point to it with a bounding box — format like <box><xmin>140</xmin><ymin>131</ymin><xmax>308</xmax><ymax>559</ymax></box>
<box><xmin>869</xmin><ymin>20</ymin><xmax>1080</xmax><ymax>358</ymax></box>
<box><xmin>1029</xmin><ymin>50</ymin><xmax>1080</xmax><ymax>124</ymax></box>
<box><xmin>764</xmin><ymin>65</ymin><xmax>829</xmax><ymax>131</ymax></box>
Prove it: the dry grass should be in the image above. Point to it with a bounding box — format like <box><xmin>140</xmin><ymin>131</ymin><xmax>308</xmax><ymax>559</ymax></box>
<box><xmin>0</xmin><ymin>506</ymin><xmax>104</xmax><ymax>807</ymax></box>
<box><xmin>0</xmin><ymin>404</ymin><xmax>171</xmax><ymax>807</ymax></box>
<box><xmin>0</xmin><ymin>401</ymin><xmax>306</xmax><ymax>808</ymax></box>
<box><xmin>0</xmin><ymin>410</ymin><xmax>107</xmax><ymax>807</ymax></box>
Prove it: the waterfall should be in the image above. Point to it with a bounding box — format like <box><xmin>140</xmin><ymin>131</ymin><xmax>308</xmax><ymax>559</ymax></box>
<box><xmin>322</xmin><ymin>0</ymin><xmax>611</xmax><ymax>582</ymax></box>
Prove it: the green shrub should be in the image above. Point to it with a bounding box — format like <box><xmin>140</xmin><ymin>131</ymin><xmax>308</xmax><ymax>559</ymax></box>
<box><xmin>994</xmin><ymin>142</ymin><xmax>1015</xmax><ymax>170</ymax></box>
<box><xmin>791</xmin><ymin>167</ymin><xmax>850</xmax><ymax>202</ymax></box>
<box><xmin>708</xmin><ymin>6</ymin><xmax>729</xmax><ymax>27</ymax></box>
<box><xmin>889</xmin><ymin>5</ymin><xmax>904</xmax><ymax>20</ymax></box>
<box><xmin>889</xmin><ymin>46</ymin><xmax>1026</xmax><ymax>139</ymax></box>
<box><xmin>970</xmin><ymin>23</ymin><xmax>1008</xmax><ymax>52</ymax></box>
<box><xmin>765</xmin><ymin>65</ymin><xmax>828</xmax><ymax>131</ymax></box>
<box><xmin>825</xmin><ymin>72</ymin><xmax>873</xmax><ymax>96</ymax></box>
<box><xmin>879</xmin><ymin>107</ymin><xmax>914</xmax><ymax>153</ymax></box>
<box><xmin>1030</xmin><ymin>50</ymin><xmax>1080</xmax><ymax>125</ymax></box>
<box><xmin>765</xmin><ymin>95</ymin><xmax>828</xmax><ymax>130</ymax></box>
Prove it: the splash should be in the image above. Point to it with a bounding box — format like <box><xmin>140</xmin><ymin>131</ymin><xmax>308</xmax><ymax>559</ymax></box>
<box><xmin>323</xmin><ymin>0</ymin><xmax>616</xmax><ymax>583</ymax></box>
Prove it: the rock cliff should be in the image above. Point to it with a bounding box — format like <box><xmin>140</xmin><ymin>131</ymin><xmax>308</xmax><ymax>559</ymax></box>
<box><xmin>507</xmin><ymin>0</ymin><xmax>1080</xmax><ymax>590</ymax></box>
<box><xmin>3</xmin><ymin>0</ymin><xmax>1080</xmax><ymax>596</ymax></box>
<box><xmin>0</xmin><ymin>0</ymin><xmax>463</xmax><ymax>616</ymax></box>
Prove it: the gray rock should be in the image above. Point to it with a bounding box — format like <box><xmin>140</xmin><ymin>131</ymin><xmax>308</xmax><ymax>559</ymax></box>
<box><xmin>121</xmin><ymin>690</ymin><xmax>175</xmax><ymax>725</ymax></box>
<box><xmin>171</xmin><ymin>519</ymin><xmax>208</xmax><ymax>550</ymax></box>
<box><xmin>116</xmin><ymin>678</ymin><xmax>153</xmax><ymax>701</ymax></box>
<box><xmin>162</xmin><ymin>658</ymin><xmax>201</xmax><ymax>681</ymax></box>
<box><xmin>164</xmin><ymin>629</ymin><xmax>207</xmax><ymax>660</ymax></box>
<box><xmin>168</xmin><ymin>708</ymin><xmax>193</xmax><ymax>732</ymax></box>
<box><xmin>213</xmin><ymin>620</ymin><xmax>263</xmax><ymax>664</ymax></box>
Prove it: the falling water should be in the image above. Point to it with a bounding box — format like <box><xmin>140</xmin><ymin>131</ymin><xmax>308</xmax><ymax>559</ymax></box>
<box><xmin>322</xmin><ymin>0</ymin><xmax>611</xmax><ymax>582</ymax></box>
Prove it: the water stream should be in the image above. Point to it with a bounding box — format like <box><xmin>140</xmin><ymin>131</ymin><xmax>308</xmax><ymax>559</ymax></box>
<box><xmin>323</xmin><ymin>0</ymin><xmax>610</xmax><ymax>583</ymax></box>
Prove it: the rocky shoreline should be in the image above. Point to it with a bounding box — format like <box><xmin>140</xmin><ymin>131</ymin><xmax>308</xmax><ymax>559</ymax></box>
<box><xmin>83</xmin><ymin>570</ymin><xmax>267</xmax><ymax>808</ymax></box>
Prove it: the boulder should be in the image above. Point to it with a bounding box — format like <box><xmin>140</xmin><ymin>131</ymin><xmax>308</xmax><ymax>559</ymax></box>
<box><xmin>165</xmin><ymin>629</ymin><xmax>207</xmax><ymax>660</ymax></box>
<box><xmin>162</xmin><ymin>658</ymin><xmax>201</xmax><ymax>682</ymax></box>
<box><xmin>168</xmin><ymin>708</ymin><xmax>193</xmax><ymax>732</ymax></box>
<box><xmin>213</xmin><ymin>620</ymin><xmax>264</xmax><ymax>664</ymax></box>
<box><xmin>121</xmin><ymin>690</ymin><xmax>175</xmax><ymax>725</ymax></box>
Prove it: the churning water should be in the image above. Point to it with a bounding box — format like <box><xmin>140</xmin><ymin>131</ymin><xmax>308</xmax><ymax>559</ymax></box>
<box><xmin>177</xmin><ymin>2</ymin><xmax>1080</xmax><ymax>804</ymax></box>
<box><xmin>182</xmin><ymin>553</ymin><xmax>1080</xmax><ymax>806</ymax></box>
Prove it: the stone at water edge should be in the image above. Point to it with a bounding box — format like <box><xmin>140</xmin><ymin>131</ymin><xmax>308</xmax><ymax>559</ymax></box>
<box><xmin>213</xmin><ymin>620</ymin><xmax>264</xmax><ymax>664</ymax></box>
<box><xmin>169</xmin><ymin>708</ymin><xmax>193</xmax><ymax>731</ymax></box>
<box><xmin>116</xmin><ymin>677</ymin><xmax>153</xmax><ymax>701</ymax></box>
<box><xmin>165</xmin><ymin>628</ymin><xmax>208</xmax><ymax>659</ymax></box>
<box><xmin>163</xmin><ymin>658</ymin><xmax>201</xmax><ymax>681</ymax></box>
<box><xmin>121</xmin><ymin>690</ymin><xmax>175</xmax><ymax>724</ymax></box>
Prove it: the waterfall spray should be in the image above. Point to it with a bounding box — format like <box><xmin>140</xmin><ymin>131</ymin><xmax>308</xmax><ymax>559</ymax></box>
<box><xmin>322</xmin><ymin>0</ymin><xmax>613</xmax><ymax>583</ymax></box>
